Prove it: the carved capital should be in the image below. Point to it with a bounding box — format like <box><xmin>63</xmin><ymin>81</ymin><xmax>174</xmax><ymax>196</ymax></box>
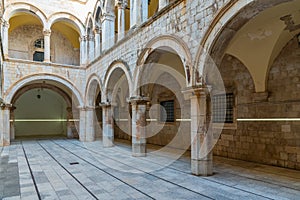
<box><xmin>1</xmin><ymin>19</ymin><xmax>9</xmax><ymax>28</ymax></box>
<box><xmin>128</xmin><ymin>96</ymin><xmax>150</xmax><ymax>105</ymax></box>
<box><xmin>94</xmin><ymin>26</ymin><xmax>101</xmax><ymax>34</ymax></box>
<box><xmin>43</xmin><ymin>29</ymin><xmax>51</xmax><ymax>36</ymax></box>
<box><xmin>115</xmin><ymin>0</ymin><xmax>127</xmax><ymax>9</ymax></box>
<box><xmin>101</xmin><ymin>13</ymin><xmax>115</xmax><ymax>22</ymax></box>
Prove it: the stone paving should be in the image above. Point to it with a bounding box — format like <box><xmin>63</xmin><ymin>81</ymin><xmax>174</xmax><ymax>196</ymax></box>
<box><xmin>0</xmin><ymin>139</ymin><xmax>300</xmax><ymax>200</ymax></box>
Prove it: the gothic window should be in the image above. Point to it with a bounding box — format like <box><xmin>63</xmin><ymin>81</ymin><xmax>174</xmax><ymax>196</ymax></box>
<box><xmin>212</xmin><ymin>93</ymin><xmax>234</xmax><ymax>123</ymax></box>
<box><xmin>160</xmin><ymin>100</ymin><xmax>175</xmax><ymax>122</ymax></box>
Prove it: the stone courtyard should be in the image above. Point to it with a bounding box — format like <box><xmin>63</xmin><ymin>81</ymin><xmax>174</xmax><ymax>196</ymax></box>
<box><xmin>1</xmin><ymin>0</ymin><xmax>300</xmax><ymax>199</ymax></box>
<box><xmin>1</xmin><ymin>139</ymin><xmax>299</xmax><ymax>200</ymax></box>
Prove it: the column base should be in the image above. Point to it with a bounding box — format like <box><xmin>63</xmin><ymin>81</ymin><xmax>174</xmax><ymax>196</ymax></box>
<box><xmin>132</xmin><ymin>143</ymin><xmax>146</xmax><ymax>157</ymax></box>
<box><xmin>85</xmin><ymin>136</ymin><xmax>95</xmax><ymax>142</ymax></box>
<box><xmin>103</xmin><ymin>136</ymin><xmax>114</xmax><ymax>147</ymax></box>
<box><xmin>191</xmin><ymin>159</ymin><xmax>213</xmax><ymax>176</ymax></box>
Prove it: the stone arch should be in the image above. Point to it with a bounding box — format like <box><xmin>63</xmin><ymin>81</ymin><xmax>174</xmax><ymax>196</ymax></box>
<box><xmin>93</xmin><ymin>0</ymin><xmax>103</xmax><ymax>24</ymax></box>
<box><xmin>194</xmin><ymin>0</ymin><xmax>298</xmax><ymax>89</ymax></box>
<box><xmin>4</xmin><ymin>73</ymin><xmax>84</xmax><ymax>107</ymax></box>
<box><xmin>11</xmin><ymin>83</ymin><xmax>72</xmax><ymax>107</ymax></box>
<box><xmin>47</xmin><ymin>12</ymin><xmax>85</xmax><ymax>36</ymax></box>
<box><xmin>85</xmin><ymin>74</ymin><xmax>103</xmax><ymax>106</ymax></box>
<box><xmin>134</xmin><ymin>35</ymin><xmax>192</xmax><ymax>94</ymax></box>
<box><xmin>3</xmin><ymin>2</ymin><xmax>47</xmax><ymax>27</ymax></box>
<box><xmin>104</xmin><ymin>60</ymin><xmax>133</xmax><ymax>101</ymax></box>
<box><xmin>85</xmin><ymin>12</ymin><xmax>95</xmax><ymax>35</ymax></box>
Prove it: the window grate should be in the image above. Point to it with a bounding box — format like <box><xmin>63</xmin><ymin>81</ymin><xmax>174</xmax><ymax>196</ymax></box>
<box><xmin>212</xmin><ymin>93</ymin><xmax>234</xmax><ymax>123</ymax></box>
<box><xmin>160</xmin><ymin>100</ymin><xmax>175</xmax><ymax>122</ymax></box>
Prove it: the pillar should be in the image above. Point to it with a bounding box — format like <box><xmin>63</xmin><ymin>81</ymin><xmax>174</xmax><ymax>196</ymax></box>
<box><xmin>101</xmin><ymin>13</ymin><xmax>115</xmax><ymax>51</ymax></box>
<box><xmin>10</xmin><ymin>106</ymin><xmax>16</xmax><ymax>140</ymax></box>
<box><xmin>88</xmin><ymin>35</ymin><xmax>95</xmax><ymax>62</ymax></box>
<box><xmin>0</xmin><ymin>104</ymin><xmax>11</xmax><ymax>146</ymax></box>
<box><xmin>130</xmin><ymin>96</ymin><xmax>149</xmax><ymax>157</ymax></box>
<box><xmin>85</xmin><ymin>107</ymin><xmax>96</xmax><ymax>142</ymax></box>
<box><xmin>66</xmin><ymin>107</ymin><xmax>77</xmax><ymax>139</ymax></box>
<box><xmin>159</xmin><ymin>0</ymin><xmax>169</xmax><ymax>11</ymax></box>
<box><xmin>184</xmin><ymin>86</ymin><xmax>213</xmax><ymax>176</ymax></box>
<box><xmin>130</xmin><ymin>0</ymin><xmax>148</xmax><ymax>28</ymax></box>
<box><xmin>43</xmin><ymin>29</ymin><xmax>51</xmax><ymax>62</ymax></box>
<box><xmin>79</xmin><ymin>36</ymin><xmax>87</xmax><ymax>65</ymax></box>
<box><xmin>101</xmin><ymin>103</ymin><xmax>114</xmax><ymax>147</ymax></box>
<box><xmin>116</xmin><ymin>0</ymin><xmax>127</xmax><ymax>41</ymax></box>
<box><xmin>1</xmin><ymin>20</ymin><xmax>9</xmax><ymax>58</ymax></box>
<box><xmin>94</xmin><ymin>26</ymin><xmax>101</xmax><ymax>58</ymax></box>
<box><xmin>79</xmin><ymin>107</ymin><xmax>86</xmax><ymax>142</ymax></box>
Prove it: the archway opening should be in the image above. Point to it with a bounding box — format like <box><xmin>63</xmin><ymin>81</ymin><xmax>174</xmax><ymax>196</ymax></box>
<box><xmin>8</xmin><ymin>12</ymin><xmax>44</xmax><ymax>60</ymax></box>
<box><xmin>51</xmin><ymin>20</ymin><xmax>80</xmax><ymax>65</ymax></box>
<box><xmin>106</xmin><ymin>67</ymin><xmax>131</xmax><ymax>146</ymax></box>
<box><xmin>10</xmin><ymin>81</ymin><xmax>79</xmax><ymax>140</ymax></box>
<box><xmin>139</xmin><ymin>47</ymin><xmax>190</xmax><ymax>154</ymax></box>
<box><xmin>86</xmin><ymin>79</ymin><xmax>103</xmax><ymax>140</ymax></box>
<box><xmin>205</xmin><ymin>0</ymin><xmax>300</xmax><ymax>170</ymax></box>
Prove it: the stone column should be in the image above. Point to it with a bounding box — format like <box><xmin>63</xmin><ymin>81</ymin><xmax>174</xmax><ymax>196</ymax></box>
<box><xmin>116</xmin><ymin>0</ymin><xmax>127</xmax><ymax>41</ymax></box>
<box><xmin>130</xmin><ymin>0</ymin><xmax>148</xmax><ymax>28</ymax></box>
<box><xmin>101</xmin><ymin>13</ymin><xmax>115</xmax><ymax>51</ymax></box>
<box><xmin>0</xmin><ymin>104</ymin><xmax>11</xmax><ymax>146</ymax></box>
<box><xmin>10</xmin><ymin>106</ymin><xmax>16</xmax><ymax>140</ymax></box>
<box><xmin>79</xmin><ymin>107</ymin><xmax>86</xmax><ymax>142</ymax></box>
<box><xmin>94</xmin><ymin>26</ymin><xmax>101</xmax><ymax>58</ymax></box>
<box><xmin>184</xmin><ymin>86</ymin><xmax>213</xmax><ymax>176</ymax></box>
<box><xmin>43</xmin><ymin>29</ymin><xmax>51</xmax><ymax>62</ymax></box>
<box><xmin>88</xmin><ymin>35</ymin><xmax>95</xmax><ymax>62</ymax></box>
<box><xmin>1</xmin><ymin>20</ymin><xmax>9</xmax><ymax>58</ymax></box>
<box><xmin>100</xmin><ymin>103</ymin><xmax>114</xmax><ymax>147</ymax></box>
<box><xmin>79</xmin><ymin>36</ymin><xmax>87</xmax><ymax>65</ymax></box>
<box><xmin>85</xmin><ymin>107</ymin><xmax>96</xmax><ymax>142</ymax></box>
<box><xmin>130</xmin><ymin>96</ymin><xmax>149</xmax><ymax>157</ymax></box>
<box><xmin>66</xmin><ymin>107</ymin><xmax>76</xmax><ymax>139</ymax></box>
<box><xmin>158</xmin><ymin>0</ymin><xmax>169</xmax><ymax>11</ymax></box>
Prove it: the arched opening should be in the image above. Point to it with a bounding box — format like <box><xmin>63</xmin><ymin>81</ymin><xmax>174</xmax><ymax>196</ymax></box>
<box><xmin>203</xmin><ymin>0</ymin><xmax>300</xmax><ymax>170</ymax></box>
<box><xmin>8</xmin><ymin>12</ymin><xmax>44</xmax><ymax>60</ymax></box>
<box><xmin>86</xmin><ymin>18</ymin><xmax>95</xmax><ymax>62</ymax></box>
<box><xmin>11</xmin><ymin>82</ymin><xmax>79</xmax><ymax>139</ymax></box>
<box><xmin>86</xmin><ymin>78</ymin><xmax>103</xmax><ymax>140</ymax></box>
<box><xmin>106</xmin><ymin>66</ymin><xmax>131</xmax><ymax>146</ymax></box>
<box><xmin>50</xmin><ymin>20</ymin><xmax>80</xmax><ymax>65</ymax></box>
<box><xmin>138</xmin><ymin>47</ymin><xmax>190</xmax><ymax>153</ymax></box>
<box><xmin>148</xmin><ymin>0</ymin><xmax>159</xmax><ymax>18</ymax></box>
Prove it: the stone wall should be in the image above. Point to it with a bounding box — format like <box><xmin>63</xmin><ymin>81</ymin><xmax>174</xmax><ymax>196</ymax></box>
<box><xmin>213</xmin><ymin>37</ymin><xmax>300</xmax><ymax>170</ymax></box>
<box><xmin>2</xmin><ymin>60</ymin><xmax>86</xmax><ymax>104</ymax></box>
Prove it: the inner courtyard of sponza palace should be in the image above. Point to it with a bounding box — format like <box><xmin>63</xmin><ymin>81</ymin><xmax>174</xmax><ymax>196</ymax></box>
<box><xmin>0</xmin><ymin>0</ymin><xmax>300</xmax><ymax>199</ymax></box>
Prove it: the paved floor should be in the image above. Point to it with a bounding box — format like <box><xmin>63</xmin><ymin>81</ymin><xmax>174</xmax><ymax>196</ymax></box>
<box><xmin>0</xmin><ymin>139</ymin><xmax>300</xmax><ymax>200</ymax></box>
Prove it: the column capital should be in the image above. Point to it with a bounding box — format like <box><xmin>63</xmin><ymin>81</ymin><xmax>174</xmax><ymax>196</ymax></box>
<box><xmin>182</xmin><ymin>85</ymin><xmax>212</xmax><ymax>98</ymax></box>
<box><xmin>128</xmin><ymin>96</ymin><xmax>150</xmax><ymax>105</ymax></box>
<box><xmin>101</xmin><ymin>13</ymin><xmax>115</xmax><ymax>22</ymax></box>
<box><xmin>1</xmin><ymin>18</ymin><xmax>9</xmax><ymax>27</ymax></box>
<box><xmin>0</xmin><ymin>103</ymin><xmax>13</xmax><ymax>110</ymax></box>
<box><xmin>94</xmin><ymin>26</ymin><xmax>101</xmax><ymax>34</ymax></box>
<box><xmin>99</xmin><ymin>102</ymin><xmax>112</xmax><ymax>108</ymax></box>
<box><xmin>79</xmin><ymin>35</ymin><xmax>88</xmax><ymax>42</ymax></box>
<box><xmin>77</xmin><ymin>106</ymin><xmax>95</xmax><ymax>111</ymax></box>
<box><xmin>115</xmin><ymin>0</ymin><xmax>128</xmax><ymax>9</ymax></box>
<box><xmin>43</xmin><ymin>29</ymin><xmax>51</xmax><ymax>36</ymax></box>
